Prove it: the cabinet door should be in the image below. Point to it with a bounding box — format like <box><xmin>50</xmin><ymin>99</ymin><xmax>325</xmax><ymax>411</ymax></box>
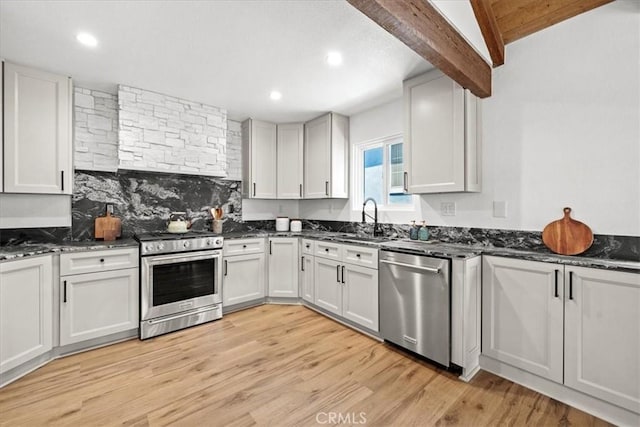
<box><xmin>314</xmin><ymin>257</ymin><xmax>342</xmax><ymax>315</ymax></box>
<box><xmin>243</xmin><ymin>119</ymin><xmax>276</xmax><ymax>199</ymax></box>
<box><xmin>330</xmin><ymin>114</ymin><xmax>349</xmax><ymax>199</ymax></box>
<box><xmin>304</xmin><ymin>114</ymin><xmax>331</xmax><ymax>198</ymax></box>
<box><xmin>482</xmin><ymin>256</ymin><xmax>564</xmax><ymax>383</ymax></box>
<box><xmin>277</xmin><ymin>123</ymin><xmax>304</xmax><ymax>199</ymax></box>
<box><xmin>0</xmin><ymin>256</ymin><xmax>53</xmax><ymax>374</ymax></box>
<box><xmin>3</xmin><ymin>62</ymin><xmax>72</xmax><ymax>194</ymax></box>
<box><xmin>60</xmin><ymin>268</ymin><xmax>138</xmax><ymax>346</ymax></box>
<box><xmin>564</xmin><ymin>266</ymin><xmax>640</xmax><ymax>413</ymax></box>
<box><xmin>300</xmin><ymin>254</ymin><xmax>315</xmax><ymax>303</ymax></box>
<box><xmin>342</xmin><ymin>264</ymin><xmax>378</xmax><ymax>331</ymax></box>
<box><xmin>223</xmin><ymin>253</ymin><xmax>265</xmax><ymax>306</ymax></box>
<box><xmin>268</xmin><ymin>238</ymin><xmax>299</xmax><ymax>298</ymax></box>
<box><xmin>404</xmin><ymin>70</ymin><xmax>465</xmax><ymax>193</ymax></box>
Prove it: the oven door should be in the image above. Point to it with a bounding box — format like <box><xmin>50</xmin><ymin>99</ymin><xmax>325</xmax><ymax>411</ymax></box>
<box><xmin>141</xmin><ymin>249</ymin><xmax>222</xmax><ymax>321</ymax></box>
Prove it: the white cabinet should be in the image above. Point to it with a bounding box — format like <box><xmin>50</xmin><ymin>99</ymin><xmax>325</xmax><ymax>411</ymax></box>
<box><xmin>313</xmin><ymin>256</ymin><xmax>342</xmax><ymax>315</ymax></box>
<box><xmin>3</xmin><ymin>62</ymin><xmax>72</xmax><ymax>194</ymax></box>
<box><xmin>312</xmin><ymin>242</ymin><xmax>379</xmax><ymax>331</ymax></box>
<box><xmin>304</xmin><ymin>113</ymin><xmax>349</xmax><ymax>199</ymax></box>
<box><xmin>482</xmin><ymin>256</ymin><xmax>564</xmax><ymax>383</ymax></box>
<box><xmin>564</xmin><ymin>266</ymin><xmax>640</xmax><ymax>414</ymax></box>
<box><xmin>59</xmin><ymin>248</ymin><xmax>139</xmax><ymax>346</ymax></box>
<box><xmin>300</xmin><ymin>253</ymin><xmax>315</xmax><ymax>303</ymax></box>
<box><xmin>223</xmin><ymin>252</ymin><xmax>266</xmax><ymax>306</ymax></box>
<box><xmin>403</xmin><ymin>69</ymin><xmax>481</xmax><ymax>193</ymax></box>
<box><xmin>0</xmin><ymin>255</ymin><xmax>53</xmax><ymax>374</ymax></box>
<box><xmin>222</xmin><ymin>238</ymin><xmax>266</xmax><ymax>306</ymax></box>
<box><xmin>277</xmin><ymin>123</ymin><xmax>304</xmax><ymax>199</ymax></box>
<box><xmin>342</xmin><ymin>263</ymin><xmax>379</xmax><ymax>331</ymax></box>
<box><xmin>242</xmin><ymin>119</ymin><xmax>277</xmax><ymax>199</ymax></box>
<box><xmin>268</xmin><ymin>237</ymin><xmax>299</xmax><ymax>298</ymax></box>
<box><xmin>483</xmin><ymin>255</ymin><xmax>640</xmax><ymax>416</ymax></box>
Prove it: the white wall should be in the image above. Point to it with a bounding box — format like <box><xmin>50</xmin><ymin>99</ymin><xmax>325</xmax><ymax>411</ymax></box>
<box><xmin>300</xmin><ymin>1</ymin><xmax>640</xmax><ymax>236</ymax></box>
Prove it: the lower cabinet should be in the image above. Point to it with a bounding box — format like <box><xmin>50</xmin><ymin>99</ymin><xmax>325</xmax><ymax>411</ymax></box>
<box><xmin>564</xmin><ymin>266</ymin><xmax>640</xmax><ymax>413</ymax></box>
<box><xmin>59</xmin><ymin>248</ymin><xmax>139</xmax><ymax>346</ymax></box>
<box><xmin>313</xmin><ymin>243</ymin><xmax>379</xmax><ymax>332</ymax></box>
<box><xmin>223</xmin><ymin>252</ymin><xmax>265</xmax><ymax>306</ymax></box>
<box><xmin>268</xmin><ymin>237</ymin><xmax>299</xmax><ymax>298</ymax></box>
<box><xmin>300</xmin><ymin>253</ymin><xmax>314</xmax><ymax>303</ymax></box>
<box><xmin>483</xmin><ymin>255</ymin><xmax>640</xmax><ymax>415</ymax></box>
<box><xmin>60</xmin><ymin>268</ymin><xmax>138</xmax><ymax>346</ymax></box>
<box><xmin>0</xmin><ymin>255</ymin><xmax>53</xmax><ymax>374</ymax></box>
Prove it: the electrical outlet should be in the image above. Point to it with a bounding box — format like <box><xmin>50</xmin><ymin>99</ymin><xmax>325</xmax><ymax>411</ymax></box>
<box><xmin>441</xmin><ymin>202</ymin><xmax>456</xmax><ymax>216</ymax></box>
<box><xmin>493</xmin><ymin>201</ymin><xmax>508</xmax><ymax>218</ymax></box>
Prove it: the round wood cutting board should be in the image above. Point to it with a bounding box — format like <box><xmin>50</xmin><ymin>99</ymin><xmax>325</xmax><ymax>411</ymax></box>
<box><xmin>542</xmin><ymin>207</ymin><xmax>593</xmax><ymax>255</ymax></box>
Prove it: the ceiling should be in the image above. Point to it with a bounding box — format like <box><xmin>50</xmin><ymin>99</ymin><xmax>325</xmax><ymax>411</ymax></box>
<box><xmin>0</xmin><ymin>0</ymin><xmax>433</xmax><ymax>123</ymax></box>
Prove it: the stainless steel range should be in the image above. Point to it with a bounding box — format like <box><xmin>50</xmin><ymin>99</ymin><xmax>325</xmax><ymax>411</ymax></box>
<box><xmin>135</xmin><ymin>232</ymin><xmax>223</xmax><ymax>340</ymax></box>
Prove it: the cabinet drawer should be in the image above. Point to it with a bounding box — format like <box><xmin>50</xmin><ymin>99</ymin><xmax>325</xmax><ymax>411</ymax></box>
<box><xmin>315</xmin><ymin>241</ymin><xmax>342</xmax><ymax>260</ymax></box>
<box><xmin>60</xmin><ymin>248</ymin><xmax>139</xmax><ymax>276</ymax></box>
<box><xmin>223</xmin><ymin>238</ymin><xmax>265</xmax><ymax>256</ymax></box>
<box><xmin>301</xmin><ymin>239</ymin><xmax>315</xmax><ymax>255</ymax></box>
<box><xmin>343</xmin><ymin>245</ymin><xmax>378</xmax><ymax>268</ymax></box>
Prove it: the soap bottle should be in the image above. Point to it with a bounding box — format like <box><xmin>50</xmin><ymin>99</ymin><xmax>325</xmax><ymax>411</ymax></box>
<box><xmin>409</xmin><ymin>221</ymin><xmax>419</xmax><ymax>240</ymax></box>
<box><xmin>418</xmin><ymin>220</ymin><xmax>430</xmax><ymax>241</ymax></box>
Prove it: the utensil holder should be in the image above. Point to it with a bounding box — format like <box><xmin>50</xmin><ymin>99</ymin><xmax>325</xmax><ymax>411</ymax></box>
<box><xmin>212</xmin><ymin>220</ymin><xmax>223</xmax><ymax>234</ymax></box>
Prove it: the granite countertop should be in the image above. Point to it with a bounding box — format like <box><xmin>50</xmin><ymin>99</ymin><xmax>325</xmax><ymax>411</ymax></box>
<box><xmin>2</xmin><ymin>231</ymin><xmax>638</xmax><ymax>273</ymax></box>
<box><xmin>0</xmin><ymin>239</ymin><xmax>138</xmax><ymax>261</ymax></box>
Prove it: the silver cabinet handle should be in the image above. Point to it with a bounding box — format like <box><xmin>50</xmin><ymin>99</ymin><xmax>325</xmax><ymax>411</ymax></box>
<box><xmin>61</xmin><ymin>171</ymin><xmax>65</xmax><ymax>192</ymax></box>
<box><xmin>341</xmin><ymin>265</ymin><xmax>345</xmax><ymax>284</ymax></box>
<box><xmin>63</xmin><ymin>280</ymin><xmax>68</xmax><ymax>302</ymax></box>
<box><xmin>301</xmin><ymin>256</ymin><xmax>305</xmax><ymax>272</ymax></box>
<box><xmin>336</xmin><ymin>265</ymin><xmax>340</xmax><ymax>282</ymax></box>
<box><xmin>252</xmin><ymin>183</ymin><xmax>256</xmax><ymax>197</ymax></box>
<box><xmin>299</xmin><ymin>184</ymin><xmax>303</xmax><ymax>198</ymax></box>
<box><xmin>568</xmin><ymin>271</ymin><xmax>574</xmax><ymax>300</ymax></box>
<box><xmin>403</xmin><ymin>172</ymin><xmax>408</xmax><ymax>192</ymax></box>
<box><xmin>325</xmin><ymin>181</ymin><xmax>329</xmax><ymax>196</ymax></box>
<box><xmin>380</xmin><ymin>259</ymin><xmax>440</xmax><ymax>274</ymax></box>
<box><xmin>224</xmin><ymin>260</ymin><xmax>228</xmax><ymax>276</ymax></box>
<box><xmin>554</xmin><ymin>269</ymin><xmax>559</xmax><ymax>298</ymax></box>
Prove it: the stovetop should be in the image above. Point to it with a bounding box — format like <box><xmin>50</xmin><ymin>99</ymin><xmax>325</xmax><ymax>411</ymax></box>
<box><xmin>134</xmin><ymin>230</ymin><xmax>220</xmax><ymax>242</ymax></box>
<box><xmin>135</xmin><ymin>231</ymin><xmax>223</xmax><ymax>256</ymax></box>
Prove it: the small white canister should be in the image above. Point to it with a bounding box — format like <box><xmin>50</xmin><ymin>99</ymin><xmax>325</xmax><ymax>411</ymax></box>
<box><xmin>290</xmin><ymin>219</ymin><xmax>302</xmax><ymax>232</ymax></box>
<box><xmin>275</xmin><ymin>217</ymin><xmax>290</xmax><ymax>232</ymax></box>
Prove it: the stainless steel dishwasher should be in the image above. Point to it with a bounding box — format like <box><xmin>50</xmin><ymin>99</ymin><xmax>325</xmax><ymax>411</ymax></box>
<box><xmin>379</xmin><ymin>250</ymin><xmax>451</xmax><ymax>367</ymax></box>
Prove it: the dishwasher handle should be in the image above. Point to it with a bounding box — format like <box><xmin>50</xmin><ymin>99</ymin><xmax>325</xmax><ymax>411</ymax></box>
<box><xmin>380</xmin><ymin>259</ymin><xmax>441</xmax><ymax>274</ymax></box>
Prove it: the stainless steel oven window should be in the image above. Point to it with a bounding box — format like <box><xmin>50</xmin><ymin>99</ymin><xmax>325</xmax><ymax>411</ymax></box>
<box><xmin>141</xmin><ymin>250</ymin><xmax>222</xmax><ymax>321</ymax></box>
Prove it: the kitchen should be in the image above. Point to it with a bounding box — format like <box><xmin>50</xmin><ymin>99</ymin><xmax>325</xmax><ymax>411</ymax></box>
<box><xmin>0</xmin><ymin>0</ymin><xmax>638</xmax><ymax>425</ymax></box>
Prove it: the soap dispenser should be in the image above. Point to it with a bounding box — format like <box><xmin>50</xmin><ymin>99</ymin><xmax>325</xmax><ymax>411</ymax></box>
<box><xmin>418</xmin><ymin>220</ymin><xmax>430</xmax><ymax>241</ymax></box>
<box><xmin>409</xmin><ymin>221</ymin><xmax>419</xmax><ymax>240</ymax></box>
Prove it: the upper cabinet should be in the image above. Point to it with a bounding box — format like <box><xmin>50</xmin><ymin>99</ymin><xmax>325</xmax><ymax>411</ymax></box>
<box><xmin>242</xmin><ymin>119</ymin><xmax>277</xmax><ymax>199</ymax></box>
<box><xmin>304</xmin><ymin>113</ymin><xmax>349</xmax><ymax>199</ymax></box>
<box><xmin>403</xmin><ymin>69</ymin><xmax>481</xmax><ymax>193</ymax></box>
<box><xmin>276</xmin><ymin>123</ymin><xmax>304</xmax><ymax>199</ymax></box>
<box><xmin>2</xmin><ymin>61</ymin><xmax>73</xmax><ymax>194</ymax></box>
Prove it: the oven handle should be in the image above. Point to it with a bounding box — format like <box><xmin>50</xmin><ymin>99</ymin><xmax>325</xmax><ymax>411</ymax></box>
<box><xmin>144</xmin><ymin>250</ymin><xmax>221</xmax><ymax>266</ymax></box>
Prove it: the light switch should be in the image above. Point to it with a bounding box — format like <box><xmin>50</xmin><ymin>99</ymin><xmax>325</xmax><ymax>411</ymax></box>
<box><xmin>441</xmin><ymin>202</ymin><xmax>456</xmax><ymax>216</ymax></box>
<box><xmin>493</xmin><ymin>201</ymin><xmax>507</xmax><ymax>218</ymax></box>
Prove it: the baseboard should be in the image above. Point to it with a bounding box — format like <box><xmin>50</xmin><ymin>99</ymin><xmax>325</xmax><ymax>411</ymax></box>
<box><xmin>480</xmin><ymin>355</ymin><xmax>640</xmax><ymax>427</ymax></box>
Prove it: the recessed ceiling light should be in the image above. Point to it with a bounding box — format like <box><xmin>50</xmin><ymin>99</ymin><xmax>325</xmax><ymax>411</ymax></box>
<box><xmin>76</xmin><ymin>32</ymin><xmax>98</xmax><ymax>48</ymax></box>
<box><xmin>326</xmin><ymin>51</ymin><xmax>343</xmax><ymax>66</ymax></box>
<box><xmin>270</xmin><ymin>91</ymin><xmax>282</xmax><ymax>101</ymax></box>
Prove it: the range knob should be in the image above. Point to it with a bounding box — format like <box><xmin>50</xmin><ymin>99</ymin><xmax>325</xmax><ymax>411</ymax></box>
<box><xmin>205</xmin><ymin>238</ymin><xmax>213</xmax><ymax>246</ymax></box>
<box><xmin>144</xmin><ymin>243</ymin><xmax>154</xmax><ymax>253</ymax></box>
<box><xmin>183</xmin><ymin>240</ymin><xmax>191</xmax><ymax>248</ymax></box>
<box><xmin>157</xmin><ymin>243</ymin><xmax>165</xmax><ymax>251</ymax></box>
<box><xmin>215</xmin><ymin>238</ymin><xmax>222</xmax><ymax>246</ymax></box>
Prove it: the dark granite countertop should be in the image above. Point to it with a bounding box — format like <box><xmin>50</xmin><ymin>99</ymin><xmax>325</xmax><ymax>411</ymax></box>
<box><xmin>0</xmin><ymin>239</ymin><xmax>139</xmax><ymax>262</ymax></box>
<box><xmin>225</xmin><ymin>231</ymin><xmax>640</xmax><ymax>273</ymax></box>
<box><xmin>2</xmin><ymin>231</ymin><xmax>638</xmax><ymax>273</ymax></box>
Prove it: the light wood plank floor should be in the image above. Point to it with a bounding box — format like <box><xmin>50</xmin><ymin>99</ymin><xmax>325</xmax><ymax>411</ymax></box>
<box><xmin>0</xmin><ymin>305</ymin><xmax>610</xmax><ymax>426</ymax></box>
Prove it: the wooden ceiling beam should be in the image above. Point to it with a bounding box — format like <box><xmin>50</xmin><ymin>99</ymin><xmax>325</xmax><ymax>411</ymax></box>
<box><xmin>491</xmin><ymin>0</ymin><xmax>614</xmax><ymax>44</ymax></box>
<box><xmin>347</xmin><ymin>0</ymin><xmax>492</xmax><ymax>98</ymax></box>
<box><xmin>470</xmin><ymin>0</ymin><xmax>505</xmax><ymax>67</ymax></box>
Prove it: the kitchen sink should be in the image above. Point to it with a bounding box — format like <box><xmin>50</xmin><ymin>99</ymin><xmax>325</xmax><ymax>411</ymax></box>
<box><xmin>335</xmin><ymin>234</ymin><xmax>389</xmax><ymax>243</ymax></box>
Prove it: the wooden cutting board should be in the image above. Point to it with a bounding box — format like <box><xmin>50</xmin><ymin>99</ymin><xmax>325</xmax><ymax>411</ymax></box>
<box><xmin>542</xmin><ymin>207</ymin><xmax>593</xmax><ymax>255</ymax></box>
<box><xmin>95</xmin><ymin>212</ymin><xmax>122</xmax><ymax>241</ymax></box>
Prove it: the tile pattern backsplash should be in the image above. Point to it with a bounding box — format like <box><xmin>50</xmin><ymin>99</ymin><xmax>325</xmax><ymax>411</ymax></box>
<box><xmin>73</xmin><ymin>87</ymin><xmax>119</xmax><ymax>172</ymax></box>
<box><xmin>71</xmin><ymin>169</ymin><xmax>243</xmax><ymax>240</ymax></box>
<box><xmin>118</xmin><ymin>85</ymin><xmax>227</xmax><ymax>176</ymax></box>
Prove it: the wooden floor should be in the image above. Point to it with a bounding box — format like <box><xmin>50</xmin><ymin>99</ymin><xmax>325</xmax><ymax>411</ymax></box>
<box><xmin>0</xmin><ymin>305</ymin><xmax>610</xmax><ymax>426</ymax></box>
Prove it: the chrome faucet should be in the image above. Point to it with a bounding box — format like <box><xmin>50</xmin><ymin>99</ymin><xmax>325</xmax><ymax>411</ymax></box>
<box><xmin>362</xmin><ymin>197</ymin><xmax>383</xmax><ymax>237</ymax></box>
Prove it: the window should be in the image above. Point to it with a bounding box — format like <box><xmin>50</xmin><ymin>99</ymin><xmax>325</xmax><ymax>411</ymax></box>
<box><xmin>354</xmin><ymin>134</ymin><xmax>413</xmax><ymax>209</ymax></box>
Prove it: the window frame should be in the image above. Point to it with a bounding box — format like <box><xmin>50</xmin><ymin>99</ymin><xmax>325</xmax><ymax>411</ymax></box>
<box><xmin>352</xmin><ymin>133</ymin><xmax>417</xmax><ymax>212</ymax></box>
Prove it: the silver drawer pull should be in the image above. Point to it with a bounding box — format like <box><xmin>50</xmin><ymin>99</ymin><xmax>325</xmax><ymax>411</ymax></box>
<box><xmin>403</xmin><ymin>335</ymin><xmax>417</xmax><ymax>345</ymax></box>
<box><xmin>380</xmin><ymin>259</ymin><xmax>440</xmax><ymax>274</ymax></box>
